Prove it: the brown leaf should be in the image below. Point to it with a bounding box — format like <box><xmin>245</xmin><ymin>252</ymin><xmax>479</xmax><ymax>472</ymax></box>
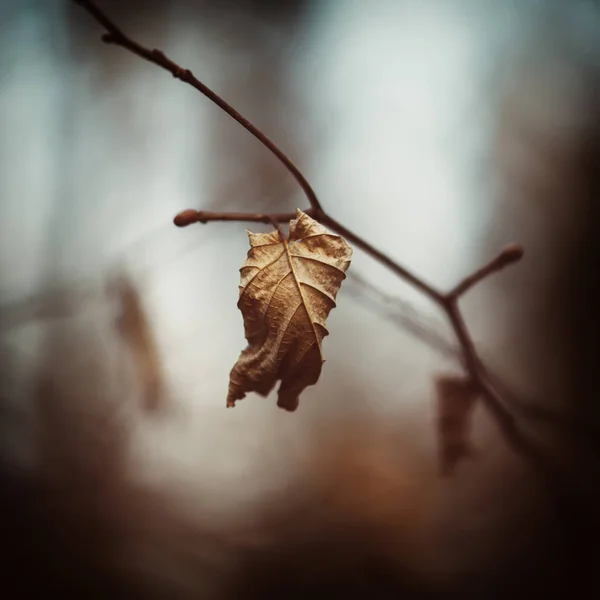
<box><xmin>111</xmin><ymin>275</ymin><xmax>165</xmax><ymax>413</ymax></box>
<box><xmin>227</xmin><ymin>209</ymin><xmax>352</xmax><ymax>411</ymax></box>
<box><xmin>435</xmin><ymin>374</ymin><xmax>479</xmax><ymax>475</ymax></box>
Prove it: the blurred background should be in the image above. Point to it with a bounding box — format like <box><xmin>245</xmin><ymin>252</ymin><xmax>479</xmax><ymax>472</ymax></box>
<box><xmin>1</xmin><ymin>0</ymin><xmax>599</xmax><ymax>597</ymax></box>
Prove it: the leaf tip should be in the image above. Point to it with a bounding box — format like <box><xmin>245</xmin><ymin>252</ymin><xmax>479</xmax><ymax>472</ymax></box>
<box><xmin>277</xmin><ymin>394</ymin><xmax>300</xmax><ymax>412</ymax></box>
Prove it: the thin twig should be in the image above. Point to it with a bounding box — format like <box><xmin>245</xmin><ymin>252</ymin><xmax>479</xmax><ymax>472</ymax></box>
<box><xmin>72</xmin><ymin>0</ymin><xmax>322</xmax><ymax>214</ymax></box>
<box><xmin>448</xmin><ymin>244</ymin><xmax>524</xmax><ymax>299</ymax></box>
<box><xmin>174</xmin><ymin>209</ymin><xmax>307</xmax><ymax>227</ymax></box>
<box><xmin>442</xmin><ymin>301</ymin><xmax>520</xmax><ymax>446</ymax></box>
<box><xmin>74</xmin><ymin>0</ymin><xmax>542</xmax><ymax>471</ymax></box>
<box><xmin>317</xmin><ymin>212</ymin><xmax>444</xmax><ymax>303</ymax></box>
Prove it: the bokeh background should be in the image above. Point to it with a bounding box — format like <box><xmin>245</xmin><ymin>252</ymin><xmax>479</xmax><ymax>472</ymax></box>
<box><xmin>1</xmin><ymin>0</ymin><xmax>599</xmax><ymax>597</ymax></box>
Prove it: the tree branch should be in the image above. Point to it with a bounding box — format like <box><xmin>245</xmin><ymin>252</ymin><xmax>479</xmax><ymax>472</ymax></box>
<box><xmin>72</xmin><ymin>0</ymin><xmax>322</xmax><ymax>214</ymax></box>
<box><xmin>74</xmin><ymin>0</ymin><xmax>544</xmax><ymax>473</ymax></box>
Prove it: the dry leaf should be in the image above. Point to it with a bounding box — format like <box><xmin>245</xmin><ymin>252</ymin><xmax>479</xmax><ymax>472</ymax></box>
<box><xmin>435</xmin><ymin>374</ymin><xmax>479</xmax><ymax>475</ymax></box>
<box><xmin>227</xmin><ymin>209</ymin><xmax>352</xmax><ymax>411</ymax></box>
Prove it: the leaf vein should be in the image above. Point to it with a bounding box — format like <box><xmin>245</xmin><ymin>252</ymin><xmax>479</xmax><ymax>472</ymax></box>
<box><xmin>238</xmin><ymin>248</ymin><xmax>286</xmax><ymax>302</ymax></box>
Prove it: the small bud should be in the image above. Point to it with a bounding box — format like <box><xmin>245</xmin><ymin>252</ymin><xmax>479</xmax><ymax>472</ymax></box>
<box><xmin>173</xmin><ymin>209</ymin><xmax>198</xmax><ymax>227</ymax></box>
<box><xmin>498</xmin><ymin>244</ymin><xmax>524</xmax><ymax>266</ymax></box>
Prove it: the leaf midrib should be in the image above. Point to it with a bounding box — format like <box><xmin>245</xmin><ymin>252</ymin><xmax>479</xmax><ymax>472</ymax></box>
<box><xmin>282</xmin><ymin>236</ymin><xmax>324</xmax><ymax>362</ymax></box>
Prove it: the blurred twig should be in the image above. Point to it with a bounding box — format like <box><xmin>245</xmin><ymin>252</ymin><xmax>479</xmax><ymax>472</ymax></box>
<box><xmin>349</xmin><ymin>270</ymin><xmax>600</xmax><ymax>442</ymax></box>
<box><xmin>345</xmin><ymin>270</ymin><xmax>457</xmax><ymax>359</ymax></box>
